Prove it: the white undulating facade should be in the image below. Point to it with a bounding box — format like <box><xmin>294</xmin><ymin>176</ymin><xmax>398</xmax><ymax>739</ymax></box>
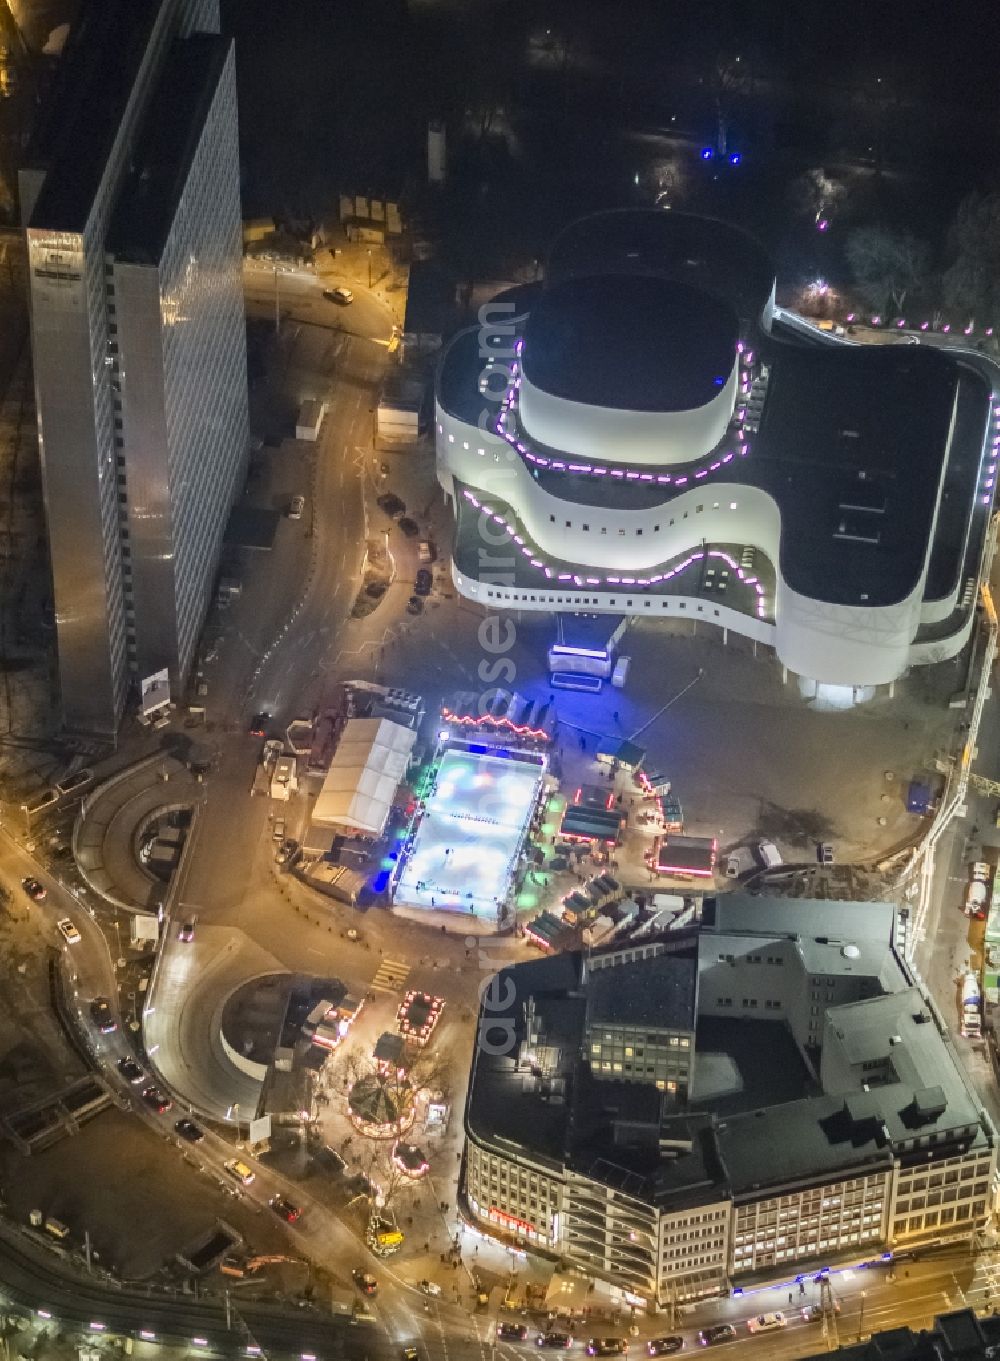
<box><xmin>436</xmin><ymin>211</ymin><xmax>997</xmax><ymax>694</ymax></box>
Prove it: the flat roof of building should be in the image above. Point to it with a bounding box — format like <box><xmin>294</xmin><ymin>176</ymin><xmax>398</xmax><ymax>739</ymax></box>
<box><xmin>704</xmin><ymin>893</ymin><xmax>897</xmax><ymax>943</ymax></box>
<box><xmin>28</xmin><ymin>0</ymin><xmax>165</xmax><ymax>232</ymax></box>
<box><xmin>587</xmin><ymin>954</ymin><xmax>696</xmax><ymax>1031</ymax></box>
<box><xmin>754</xmin><ymin>341</ymin><xmax>962</xmax><ymax>607</ymax></box>
<box><xmin>522</xmin><ymin>275</ymin><xmax>738</xmax><ymax>414</ymax></box>
<box><xmin>108</xmin><ymin>34</ymin><xmax>230</xmax><ymax>264</ymax></box>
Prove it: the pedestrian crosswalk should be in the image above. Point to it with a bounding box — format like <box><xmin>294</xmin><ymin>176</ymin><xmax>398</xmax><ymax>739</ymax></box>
<box><xmin>370</xmin><ymin>957</ymin><xmax>410</xmax><ymax>993</ymax></box>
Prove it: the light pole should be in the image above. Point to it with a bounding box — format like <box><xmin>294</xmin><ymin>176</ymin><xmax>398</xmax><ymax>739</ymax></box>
<box><xmin>367</xmin><ymin>249</ymin><xmax>373</xmax><ymax>290</ymax></box>
<box><xmin>273</xmin><ymin>265</ymin><xmax>280</xmax><ymax>334</ymax></box>
<box><xmin>857</xmin><ymin>1290</ymin><xmax>867</xmax><ymax>1342</ymax></box>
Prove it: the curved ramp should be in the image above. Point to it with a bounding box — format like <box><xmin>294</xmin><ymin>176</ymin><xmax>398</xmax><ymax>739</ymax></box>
<box><xmin>144</xmin><ymin>924</ymin><xmax>288</xmax><ymax>1121</ymax></box>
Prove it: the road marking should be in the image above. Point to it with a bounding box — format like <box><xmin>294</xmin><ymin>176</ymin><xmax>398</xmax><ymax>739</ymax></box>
<box><xmin>370</xmin><ymin>958</ymin><xmax>410</xmax><ymax>992</ymax></box>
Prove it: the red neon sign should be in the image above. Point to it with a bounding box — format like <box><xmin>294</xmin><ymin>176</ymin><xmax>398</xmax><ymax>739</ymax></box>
<box><xmin>441</xmin><ymin>709</ymin><xmax>550</xmax><ymax>741</ymax></box>
<box><xmin>490</xmin><ymin>1206</ymin><xmax>533</xmax><ymax>1234</ymax></box>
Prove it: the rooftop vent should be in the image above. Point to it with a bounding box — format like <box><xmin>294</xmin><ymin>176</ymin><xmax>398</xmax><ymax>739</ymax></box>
<box><xmin>842</xmin><ymin>944</ymin><xmax>861</xmax><ymax>960</ymax></box>
<box><xmin>889</xmin><ymin>1034</ymin><xmax>903</xmax><ymax>1046</ymax></box>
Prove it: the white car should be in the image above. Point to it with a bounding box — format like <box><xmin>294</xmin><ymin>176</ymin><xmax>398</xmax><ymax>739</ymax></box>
<box><xmin>288</xmin><ymin>494</ymin><xmax>305</xmax><ymax>520</ymax></box>
<box><xmin>746</xmin><ymin>1313</ymin><xmax>786</xmax><ymax>1335</ymax></box>
<box><xmin>56</xmin><ymin>917</ymin><xmax>81</xmax><ymax>945</ymax></box>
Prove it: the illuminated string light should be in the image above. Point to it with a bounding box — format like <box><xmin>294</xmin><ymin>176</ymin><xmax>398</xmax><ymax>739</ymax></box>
<box><xmin>485</xmin><ymin>344</ymin><xmax>757</xmax><ymax>487</ymax></box>
<box><xmin>462</xmin><ymin>489</ymin><xmax>768</xmax><ymax>619</ymax></box>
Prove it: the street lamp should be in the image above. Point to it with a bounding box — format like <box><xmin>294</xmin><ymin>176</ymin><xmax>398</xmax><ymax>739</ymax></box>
<box><xmin>857</xmin><ymin>1290</ymin><xmax>867</xmax><ymax>1342</ymax></box>
<box><xmin>367</xmin><ymin>249</ymin><xmax>373</xmax><ymax>290</ymax></box>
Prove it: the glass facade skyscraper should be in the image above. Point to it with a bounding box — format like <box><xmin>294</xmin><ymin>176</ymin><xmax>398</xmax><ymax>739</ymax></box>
<box><xmin>20</xmin><ymin>0</ymin><xmax>247</xmax><ymax>736</ymax></box>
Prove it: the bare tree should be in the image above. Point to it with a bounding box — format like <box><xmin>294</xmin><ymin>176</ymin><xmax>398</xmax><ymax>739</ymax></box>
<box><xmin>845</xmin><ymin>225</ymin><xmax>930</xmax><ymax>315</ymax></box>
<box><xmin>942</xmin><ymin>192</ymin><xmax>1000</xmax><ymax>325</ymax></box>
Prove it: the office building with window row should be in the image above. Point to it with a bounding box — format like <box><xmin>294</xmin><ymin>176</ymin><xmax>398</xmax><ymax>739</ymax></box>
<box><xmin>462</xmin><ymin>897</ymin><xmax>997</xmax><ymax>1308</ymax></box>
<box><xmin>20</xmin><ymin>0</ymin><xmax>247</xmax><ymax>735</ymax></box>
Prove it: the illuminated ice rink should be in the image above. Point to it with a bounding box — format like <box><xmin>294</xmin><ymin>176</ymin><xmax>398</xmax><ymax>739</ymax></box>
<box><xmin>394</xmin><ymin>747</ymin><xmax>543</xmax><ymax>915</ymax></box>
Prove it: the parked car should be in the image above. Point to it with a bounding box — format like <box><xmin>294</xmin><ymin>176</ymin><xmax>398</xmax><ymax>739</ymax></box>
<box><xmin>324</xmin><ymin>286</ymin><xmax>353</xmax><ymax>304</ymax></box>
<box><xmin>353</xmin><ymin>1269</ymin><xmax>378</xmax><ymax>1295</ymax></box>
<box><xmin>746</xmin><ymin>1314</ymin><xmax>786</xmax><ymax>1335</ymax></box>
<box><xmin>118</xmin><ymin>1057</ymin><xmax>145</xmax><ymax>1084</ymax></box>
<box><xmin>697</xmin><ymin>1327</ymin><xmax>737</xmax><ymax>1348</ymax></box>
<box><xmin>174</xmin><ymin>1118</ymin><xmax>204</xmax><ymax>1143</ymax></box>
<box><xmin>288</xmin><ymin>494</ymin><xmax>305</xmax><ymax>520</ymax></box>
<box><xmin>20</xmin><ymin>877</ymin><xmax>46</xmax><ymax>902</ymax></box>
<box><xmin>142</xmin><ymin>1085</ymin><xmax>172</xmax><ymax>1114</ymax></box>
<box><xmin>497</xmin><ymin>1324</ymin><xmax>529</xmax><ymax>1342</ymax></box>
<box><xmin>406</xmin><ymin>595</ymin><xmax>423</xmax><ymax>616</ymax></box>
<box><xmin>414</xmin><ymin>568</ymin><xmax>432</xmax><ymax>596</ymax></box>
<box><xmin>419</xmin><ymin>1280</ymin><xmax>442</xmax><ymax>1296</ymax></box>
<box><xmin>269</xmin><ymin>1194</ymin><xmax>302</xmax><ymax>1223</ymax></box>
<box><xmin>272</xmin><ymin>818</ymin><xmax>286</xmax><ymax>842</ymax></box>
<box><xmin>587</xmin><ymin>1341</ymin><xmax>627</xmax><ymax>1357</ymax></box>
<box><xmin>56</xmin><ymin>918</ymin><xmax>81</xmax><ymax>945</ymax></box>
<box><xmin>89</xmin><ymin>997</ymin><xmax>116</xmax><ymax>1033</ymax></box>
<box><xmin>418</xmin><ymin>540</ymin><xmax>436</xmax><ymax>563</ymax></box>
<box><xmin>223</xmin><ymin>1159</ymin><xmax>255</xmax><ymax>1186</ymax></box>
<box><xmin>647</xmin><ymin>1340</ymin><xmax>683</xmax><ymax>1357</ymax></box>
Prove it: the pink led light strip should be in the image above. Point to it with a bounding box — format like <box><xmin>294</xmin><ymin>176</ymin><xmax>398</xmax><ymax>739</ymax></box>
<box><xmin>491</xmin><ymin>340</ymin><xmax>755</xmax><ymax>487</ymax></box>
<box><xmin>462</xmin><ymin>489</ymin><xmax>768</xmax><ymax>620</ymax></box>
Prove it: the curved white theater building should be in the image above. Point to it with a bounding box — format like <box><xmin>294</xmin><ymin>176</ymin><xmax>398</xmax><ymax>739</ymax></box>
<box><xmin>435</xmin><ymin>210</ymin><xmax>998</xmax><ymax>695</ymax></box>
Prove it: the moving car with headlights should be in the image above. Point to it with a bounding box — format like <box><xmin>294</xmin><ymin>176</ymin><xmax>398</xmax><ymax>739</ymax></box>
<box><xmin>746</xmin><ymin>1314</ymin><xmax>786</xmax><ymax>1335</ymax></box>
<box><xmin>56</xmin><ymin>917</ymin><xmax>81</xmax><ymax>945</ymax></box>
<box><xmin>142</xmin><ymin>1084</ymin><xmax>172</xmax><ymax>1114</ymax></box>
<box><xmin>537</xmin><ymin>1334</ymin><xmax>572</xmax><ymax>1349</ymax></box>
<box><xmin>21</xmin><ymin>877</ymin><xmax>46</xmax><ymax>902</ymax></box>
<box><xmin>269</xmin><ymin>1194</ymin><xmax>302</xmax><ymax>1222</ymax></box>
<box><xmin>353</xmin><ymin>1268</ymin><xmax>378</xmax><ymax>1295</ymax></box>
<box><xmin>697</xmin><ymin>1326</ymin><xmax>737</xmax><ymax>1348</ymax></box>
<box><xmin>89</xmin><ymin>997</ymin><xmax>116</xmax><ymax>1033</ymax></box>
<box><xmin>647</xmin><ymin>1340</ymin><xmax>683</xmax><ymax>1357</ymax></box>
<box><xmin>118</xmin><ymin>1057</ymin><xmax>145</xmax><ymax>1084</ymax></box>
<box><xmin>587</xmin><ymin>1341</ymin><xmax>627</xmax><ymax>1357</ymax></box>
<box><xmin>802</xmin><ymin>1302</ymin><xmax>841</xmax><ymax>1323</ymax></box>
<box><xmin>324</xmin><ymin>286</ymin><xmax>354</xmax><ymax>304</ymax></box>
<box><xmin>497</xmin><ymin>1323</ymin><xmax>529</xmax><ymax>1342</ymax></box>
<box><xmin>174</xmin><ymin>1118</ymin><xmax>204</xmax><ymax>1143</ymax></box>
<box><xmin>223</xmin><ymin>1159</ymin><xmax>255</xmax><ymax>1186</ymax></box>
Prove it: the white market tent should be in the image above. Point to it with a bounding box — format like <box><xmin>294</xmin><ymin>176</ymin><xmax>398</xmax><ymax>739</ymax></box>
<box><xmin>312</xmin><ymin>718</ymin><xmax>416</xmax><ymax>837</ymax></box>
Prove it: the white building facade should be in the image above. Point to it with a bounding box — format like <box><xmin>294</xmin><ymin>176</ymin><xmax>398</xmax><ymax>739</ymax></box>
<box><xmin>436</xmin><ymin>211</ymin><xmax>997</xmax><ymax>698</ymax></box>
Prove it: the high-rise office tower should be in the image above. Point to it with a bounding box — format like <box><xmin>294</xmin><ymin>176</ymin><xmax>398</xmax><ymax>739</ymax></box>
<box><xmin>20</xmin><ymin>0</ymin><xmax>248</xmax><ymax>737</ymax></box>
